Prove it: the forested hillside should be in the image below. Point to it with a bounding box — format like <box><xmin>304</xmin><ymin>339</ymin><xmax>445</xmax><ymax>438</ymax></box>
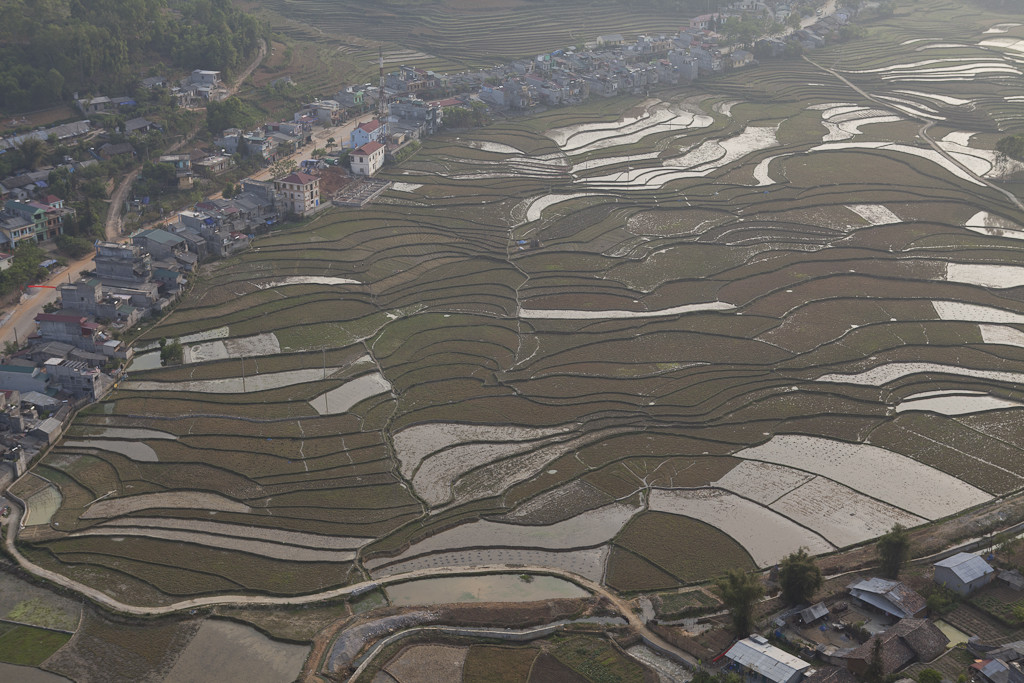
<box><xmin>0</xmin><ymin>0</ymin><xmax>268</xmax><ymax>112</ymax></box>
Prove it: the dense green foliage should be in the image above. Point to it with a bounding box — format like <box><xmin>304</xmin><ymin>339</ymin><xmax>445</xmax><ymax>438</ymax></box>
<box><xmin>55</xmin><ymin>234</ymin><xmax>94</xmax><ymax>259</ymax></box>
<box><xmin>779</xmin><ymin>548</ymin><xmax>823</xmax><ymax>605</ymax></box>
<box><xmin>997</xmin><ymin>132</ymin><xmax>1024</xmax><ymax>162</ymax></box>
<box><xmin>877</xmin><ymin>523</ymin><xmax>911</xmax><ymax>578</ymax></box>
<box><xmin>0</xmin><ymin>0</ymin><xmax>268</xmax><ymax>112</ymax></box>
<box><xmin>715</xmin><ymin>568</ymin><xmax>765</xmax><ymax>635</ymax></box>
<box><xmin>206</xmin><ymin>96</ymin><xmax>263</xmax><ymax>134</ymax></box>
<box><xmin>0</xmin><ymin>242</ymin><xmax>52</xmax><ymax>297</ymax></box>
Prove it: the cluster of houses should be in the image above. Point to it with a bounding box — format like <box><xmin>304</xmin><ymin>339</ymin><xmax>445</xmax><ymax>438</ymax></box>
<box><xmin>703</xmin><ymin>552</ymin><xmax>1022</xmax><ymax>683</ymax></box>
<box><xmin>0</xmin><ymin>196</ymin><xmax>75</xmax><ymax>248</ymax></box>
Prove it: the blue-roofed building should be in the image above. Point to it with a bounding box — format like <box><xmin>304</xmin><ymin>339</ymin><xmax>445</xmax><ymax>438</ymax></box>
<box><xmin>934</xmin><ymin>552</ymin><xmax>995</xmax><ymax>596</ymax></box>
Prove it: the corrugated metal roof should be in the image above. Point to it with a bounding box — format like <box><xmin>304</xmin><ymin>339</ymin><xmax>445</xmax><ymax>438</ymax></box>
<box><xmin>726</xmin><ymin>638</ymin><xmax>811</xmax><ymax>683</ymax></box>
<box><xmin>935</xmin><ymin>553</ymin><xmax>994</xmax><ymax>584</ymax></box>
<box><xmin>800</xmin><ymin>602</ymin><xmax>829</xmax><ymax>623</ymax></box>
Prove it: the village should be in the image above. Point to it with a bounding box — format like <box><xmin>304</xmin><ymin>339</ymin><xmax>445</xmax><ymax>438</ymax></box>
<box><xmin>644</xmin><ymin>543</ymin><xmax>1024</xmax><ymax>683</ymax></box>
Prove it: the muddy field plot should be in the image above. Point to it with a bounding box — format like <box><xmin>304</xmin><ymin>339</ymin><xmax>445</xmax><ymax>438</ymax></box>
<box><xmin>20</xmin><ymin>1</ymin><xmax>1024</xmax><ymax>602</ymax></box>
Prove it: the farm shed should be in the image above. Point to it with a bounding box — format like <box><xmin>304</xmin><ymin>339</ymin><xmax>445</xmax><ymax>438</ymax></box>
<box><xmin>976</xmin><ymin>658</ymin><xmax>1009</xmax><ymax>683</ymax></box>
<box><xmin>934</xmin><ymin>553</ymin><xmax>995</xmax><ymax>595</ymax></box>
<box><xmin>841</xmin><ymin>619</ymin><xmax>948</xmax><ymax>677</ymax></box>
<box><xmin>847</xmin><ymin>578</ymin><xmax>926</xmax><ymax>619</ymax></box>
<box><xmin>999</xmin><ymin>570</ymin><xmax>1024</xmax><ymax>592</ymax></box>
<box><xmin>725</xmin><ymin>635</ymin><xmax>811</xmax><ymax>683</ymax></box>
<box><xmin>799</xmin><ymin>603</ymin><xmax>829</xmax><ymax>626</ymax></box>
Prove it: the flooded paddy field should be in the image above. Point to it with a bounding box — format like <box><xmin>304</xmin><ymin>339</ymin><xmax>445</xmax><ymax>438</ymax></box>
<box><xmin>17</xmin><ymin>0</ymin><xmax>1024</xmax><ymax>606</ymax></box>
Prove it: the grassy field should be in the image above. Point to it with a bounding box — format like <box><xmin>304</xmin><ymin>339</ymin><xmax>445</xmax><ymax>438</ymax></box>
<box><xmin>0</xmin><ymin>626</ymin><xmax>71</xmax><ymax>667</ymax></box>
<box><xmin>463</xmin><ymin>645</ymin><xmax>538</xmax><ymax>683</ymax></box>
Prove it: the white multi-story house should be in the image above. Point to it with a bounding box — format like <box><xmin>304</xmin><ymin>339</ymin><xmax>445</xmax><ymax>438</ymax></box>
<box><xmin>273</xmin><ymin>172</ymin><xmax>321</xmax><ymax>217</ymax></box>
<box><xmin>350</xmin><ymin>141</ymin><xmax>385</xmax><ymax>177</ymax></box>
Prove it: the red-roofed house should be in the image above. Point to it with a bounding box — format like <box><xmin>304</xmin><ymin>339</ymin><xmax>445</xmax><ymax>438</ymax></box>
<box><xmin>351</xmin><ymin>141</ymin><xmax>385</xmax><ymax>177</ymax></box>
<box><xmin>350</xmin><ymin>119</ymin><xmax>386</xmax><ymax>149</ymax></box>
<box><xmin>273</xmin><ymin>172</ymin><xmax>321</xmax><ymax>217</ymax></box>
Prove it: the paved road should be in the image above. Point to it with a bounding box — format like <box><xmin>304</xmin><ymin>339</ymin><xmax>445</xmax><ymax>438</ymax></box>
<box><xmin>802</xmin><ymin>54</ymin><xmax>1024</xmax><ymax>214</ymax></box>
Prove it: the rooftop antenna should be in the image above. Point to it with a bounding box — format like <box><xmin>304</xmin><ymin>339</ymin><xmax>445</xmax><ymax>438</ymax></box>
<box><xmin>378</xmin><ymin>45</ymin><xmax>388</xmax><ymax>121</ymax></box>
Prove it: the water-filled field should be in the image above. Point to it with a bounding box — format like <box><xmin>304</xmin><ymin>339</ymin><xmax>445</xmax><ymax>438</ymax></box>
<box><xmin>16</xmin><ymin>0</ymin><xmax>1024</xmax><ymax>603</ymax></box>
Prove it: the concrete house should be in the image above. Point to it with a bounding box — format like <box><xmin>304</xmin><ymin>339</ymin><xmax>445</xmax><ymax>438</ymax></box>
<box><xmin>725</xmin><ymin>635</ymin><xmax>811</xmax><ymax>683</ymax></box>
<box><xmin>351</xmin><ymin>141</ymin><xmax>385</xmax><ymax>177</ymax></box>
<box><xmin>847</xmin><ymin>578</ymin><xmax>927</xmax><ymax>620</ymax></box>
<box><xmin>350</xmin><ymin>119</ymin><xmax>386</xmax><ymax>149</ymax></box>
<box><xmin>273</xmin><ymin>172</ymin><xmax>321</xmax><ymax>217</ymax></box>
<box><xmin>0</xmin><ymin>363</ymin><xmax>49</xmax><ymax>394</ymax></box>
<box><xmin>933</xmin><ymin>552</ymin><xmax>995</xmax><ymax>596</ymax></box>
<box><xmin>190</xmin><ymin>70</ymin><xmax>221</xmax><ymax>85</ymax></box>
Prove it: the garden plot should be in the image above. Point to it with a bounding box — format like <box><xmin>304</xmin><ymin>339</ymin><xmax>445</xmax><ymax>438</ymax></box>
<box><xmin>63</xmin><ymin>440</ymin><xmax>158</xmax><ymax>462</ymax></box>
<box><xmin>393</xmin><ymin>423</ymin><xmax>575</xmax><ymax>480</ymax></box>
<box><xmin>980</xmin><ymin>324</ymin><xmax>1024</xmax><ymax>348</ymax></box>
<box><xmin>70</xmin><ymin>427</ymin><xmax>176</xmax><ymax>440</ymax></box>
<box><xmin>310</xmin><ymin>372</ymin><xmax>391</xmax><ymax>415</ymax></box>
<box><xmin>100</xmin><ymin>517</ymin><xmax>371</xmax><ymax>549</ymax></box>
<box><xmin>366</xmin><ymin>501</ymin><xmax>640</xmax><ymax>567</ymax></box>
<box><xmin>125</xmin><ymin>367</ymin><xmax>343</xmax><ymax>393</ymax></box>
<box><xmin>647</xmin><ymin>489</ymin><xmax>833</xmax><ymax>566</ymax></box>
<box><xmin>895</xmin><ymin>391</ymin><xmax>1022</xmax><ymax>415</ymax></box>
<box><xmin>23</xmin><ymin>485</ymin><xmax>62</xmax><ymax>525</ymax></box>
<box><xmin>546</xmin><ymin>105</ymin><xmax>712</xmax><ymax>155</ymax></box>
<box><xmin>895</xmin><ymin>90</ymin><xmax>972</xmax><ymax>106</ymax></box>
<box><xmin>752</xmin><ymin>154</ymin><xmax>794</xmax><ymax>186</ymax></box>
<box><xmin>82</xmin><ymin>491</ymin><xmax>252</xmax><ymax>518</ymax></box>
<box><xmin>934</xmin><ymin>301</ymin><xmax>1024</xmax><ymax>324</ymax></box>
<box><xmin>448</xmin><ymin>431</ymin><xmax>618</xmax><ymax>509</ymax></box>
<box><xmin>846</xmin><ymin>204</ymin><xmax>901</xmax><ymax>226</ymax></box>
<box><xmin>413</xmin><ymin>431</ymin><xmax>585</xmax><ymax>507</ymax></box>
<box><xmin>712</xmin><ymin>461</ymin><xmax>814</xmax><ymax>505</ymax></box>
<box><xmin>370</xmin><ymin>546</ymin><xmax>609</xmax><ymax>583</ymax></box>
<box><xmin>522</xmin><ymin>192</ymin><xmax>604</xmax><ymax>222</ymax></box>
<box><xmin>805</xmin><ymin>142</ymin><xmax>984</xmax><ymax>185</ymax></box>
<box><xmin>186</xmin><ymin>332</ymin><xmax>281</xmax><ymax>364</ymax></box>
<box><xmin>390</xmin><ymin>182</ymin><xmax>423</xmax><ymax>192</ymax></box>
<box><xmin>518</xmin><ymin>301</ymin><xmax>734</xmax><ymax>319</ymax></box>
<box><xmin>769</xmin><ymin>477</ymin><xmax>926</xmax><ymax>548</ymax></box>
<box><xmin>818</xmin><ymin>361</ymin><xmax>1024</xmax><ymax>387</ymax></box>
<box><xmin>965</xmin><ymin>211</ymin><xmax>1024</xmax><ymax>239</ymax></box>
<box><xmin>384</xmin><ymin>645</ymin><xmax>467</xmax><ymax>683</ymax></box>
<box><xmin>944</xmin><ymin>263</ymin><xmax>1024</xmax><ymax>288</ymax></box>
<box><xmin>572</xmin><ymin>151</ymin><xmax>661</xmax><ymax>173</ymax></box>
<box><xmin>73</xmin><ymin>526</ymin><xmax>357</xmax><ymax>562</ymax></box>
<box><xmin>162</xmin><ymin>619</ymin><xmax>308</xmax><ymax>683</ymax></box>
<box><xmin>735</xmin><ymin>435</ymin><xmax>991</xmax><ymax>519</ymax></box>
<box><xmin>254</xmin><ymin>276</ymin><xmax>360</xmax><ymax>289</ymax></box>
<box><xmin>985</xmin><ymin>23</ymin><xmax>1022</xmax><ymax>33</ymax></box>
<box><xmin>820</xmin><ymin>107</ymin><xmax>901</xmax><ymax>142</ymax></box>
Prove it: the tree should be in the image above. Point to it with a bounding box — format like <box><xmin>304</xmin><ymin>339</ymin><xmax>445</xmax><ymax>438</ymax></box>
<box><xmin>223</xmin><ymin>183</ymin><xmax>235</xmax><ymax>198</ymax></box>
<box><xmin>18</xmin><ymin>138</ymin><xmax>46</xmax><ymax>171</ymax></box>
<box><xmin>787</xmin><ymin>12</ymin><xmax>802</xmax><ymax>30</ymax></box>
<box><xmin>997</xmin><ymin>132</ymin><xmax>1024</xmax><ymax>162</ymax></box>
<box><xmin>715</xmin><ymin>568</ymin><xmax>765</xmax><ymax>636</ymax></box>
<box><xmin>865</xmin><ymin>638</ymin><xmax>885</xmax><ymax>683</ymax></box>
<box><xmin>877</xmin><ymin>523</ymin><xmax>911</xmax><ymax>578</ymax></box>
<box><xmin>779</xmin><ymin>547</ymin><xmax>823</xmax><ymax>605</ymax></box>
<box><xmin>326</xmin><ymin>137</ymin><xmax>336</xmax><ymax>150</ymax></box>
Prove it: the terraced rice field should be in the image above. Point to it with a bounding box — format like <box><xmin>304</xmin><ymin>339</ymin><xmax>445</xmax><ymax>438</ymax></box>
<box><xmin>16</xmin><ymin>0</ymin><xmax>1024</xmax><ymax>601</ymax></box>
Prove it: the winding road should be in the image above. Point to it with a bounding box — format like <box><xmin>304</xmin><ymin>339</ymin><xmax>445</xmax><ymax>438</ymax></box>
<box><xmin>104</xmin><ymin>39</ymin><xmax>268</xmax><ymax>242</ymax></box>
<box><xmin>1</xmin><ymin>501</ymin><xmax>696</xmax><ymax>668</ymax></box>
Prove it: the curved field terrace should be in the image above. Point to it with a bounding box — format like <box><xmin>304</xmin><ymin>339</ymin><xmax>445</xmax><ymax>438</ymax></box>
<box><xmin>15</xmin><ymin>0</ymin><xmax>1024</xmax><ymax>603</ymax></box>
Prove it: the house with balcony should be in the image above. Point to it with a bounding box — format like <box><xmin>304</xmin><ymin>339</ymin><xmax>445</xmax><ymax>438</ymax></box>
<box><xmin>273</xmin><ymin>172</ymin><xmax>321</xmax><ymax>218</ymax></box>
<box><xmin>351</xmin><ymin>141</ymin><xmax>385</xmax><ymax>177</ymax></box>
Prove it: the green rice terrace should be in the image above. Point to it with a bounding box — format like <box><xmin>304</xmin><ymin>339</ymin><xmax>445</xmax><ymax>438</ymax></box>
<box><xmin>10</xmin><ymin>0</ymin><xmax>1024</xmax><ymax>609</ymax></box>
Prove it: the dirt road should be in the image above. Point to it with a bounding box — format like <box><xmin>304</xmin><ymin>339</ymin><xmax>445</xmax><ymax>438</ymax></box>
<box><xmin>104</xmin><ymin>39</ymin><xmax>267</xmax><ymax>242</ymax></box>
<box><xmin>0</xmin><ymin>255</ymin><xmax>99</xmax><ymax>349</ymax></box>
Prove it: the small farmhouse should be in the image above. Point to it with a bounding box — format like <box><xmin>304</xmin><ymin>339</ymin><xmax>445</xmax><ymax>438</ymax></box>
<box><xmin>933</xmin><ymin>553</ymin><xmax>995</xmax><ymax>596</ymax></box>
